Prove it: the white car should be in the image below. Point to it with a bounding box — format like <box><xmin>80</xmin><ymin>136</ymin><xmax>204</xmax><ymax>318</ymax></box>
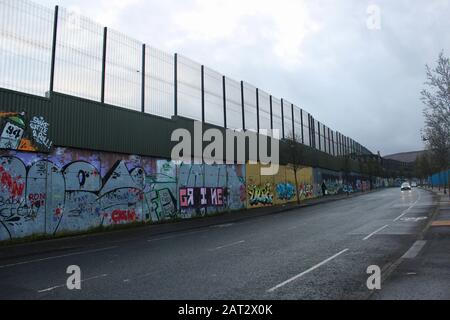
<box><xmin>401</xmin><ymin>182</ymin><xmax>412</xmax><ymax>191</ymax></box>
<box><xmin>411</xmin><ymin>182</ymin><xmax>418</xmax><ymax>188</ymax></box>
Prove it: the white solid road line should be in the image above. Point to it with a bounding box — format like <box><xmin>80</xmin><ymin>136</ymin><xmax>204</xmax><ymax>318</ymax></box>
<box><xmin>267</xmin><ymin>249</ymin><xmax>349</xmax><ymax>293</ymax></box>
<box><xmin>394</xmin><ymin>191</ymin><xmax>422</xmax><ymax>222</ymax></box>
<box><xmin>363</xmin><ymin>225</ymin><xmax>389</xmax><ymax>241</ymax></box>
<box><xmin>0</xmin><ymin>246</ymin><xmax>118</xmax><ymax>269</ymax></box>
<box><xmin>402</xmin><ymin>240</ymin><xmax>427</xmax><ymax>259</ymax></box>
<box><xmin>209</xmin><ymin>240</ymin><xmax>245</xmax><ymax>251</ymax></box>
<box><xmin>37</xmin><ymin>274</ymin><xmax>108</xmax><ymax>293</ymax></box>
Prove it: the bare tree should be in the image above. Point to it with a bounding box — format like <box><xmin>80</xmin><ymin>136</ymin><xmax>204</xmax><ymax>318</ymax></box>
<box><xmin>421</xmin><ymin>51</ymin><xmax>450</xmax><ymax>194</ymax></box>
<box><xmin>285</xmin><ymin>132</ymin><xmax>304</xmax><ymax>204</ymax></box>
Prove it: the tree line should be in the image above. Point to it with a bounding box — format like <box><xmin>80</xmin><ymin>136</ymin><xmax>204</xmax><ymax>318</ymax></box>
<box><xmin>418</xmin><ymin>51</ymin><xmax>450</xmax><ymax>193</ymax></box>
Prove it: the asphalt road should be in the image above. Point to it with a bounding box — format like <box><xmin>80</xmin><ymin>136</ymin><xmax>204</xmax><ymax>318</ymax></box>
<box><xmin>0</xmin><ymin>188</ymin><xmax>438</xmax><ymax>300</ymax></box>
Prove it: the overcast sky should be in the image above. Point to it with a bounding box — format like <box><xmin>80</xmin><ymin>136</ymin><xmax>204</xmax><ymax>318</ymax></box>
<box><xmin>34</xmin><ymin>0</ymin><xmax>450</xmax><ymax>156</ymax></box>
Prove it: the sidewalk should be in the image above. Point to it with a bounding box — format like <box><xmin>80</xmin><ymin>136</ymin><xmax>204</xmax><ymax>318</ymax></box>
<box><xmin>0</xmin><ymin>189</ymin><xmax>378</xmax><ymax>260</ymax></box>
<box><xmin>373</xmin><ymin>188</ymin><xmax>450</xmax><ymax>299</ymax></box>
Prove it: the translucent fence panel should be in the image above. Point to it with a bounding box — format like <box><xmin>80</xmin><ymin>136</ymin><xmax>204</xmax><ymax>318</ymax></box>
<box><xmin>331</xmin><ymin>130</ymin><xmax>337</xmax><ymax>156</ymax></box>
<box><xmin>335</xmin><ymin>132</ymin><xmax>339</xmax><ymax>155</ymax></box>
<box><xmin>54</xmin><ymin>7</ymin><xmax>103</xmax><ymax>101</ymax></box>
<box><xmin>344</xmin><ymin>136</ymin><xmax>347</xmax><ymax>155</ymax></box>
<box><xmin>144</xmin><ymin>46</ymin><xmax>174</xmax><ymax>118</ymax></box>
<box><xmin>177</xmin><ymin>55</ymin><xmax>202</xmax><ymax>121</ymax></box>
<box><xmin>225</xmin><ymin>77</ymin><xmax>242</xmax><ymax>130</ymax></box>
<box><xmin>317</xmin><ymin>122</ymin><xmax>322</xmax><ymax>150</ymax></box>
<box><xmin>258</xmin><ymin>89</ymin><xmax>271</xmax><ymax>134</ymax></box>
<box><xmin>325</xmin><ymin>126</ymin><xmax>330</xmax><ymax>154</ymax></box>
<box><xmin>334</xmin><ymin>132</ymin><xmax>337</xmax><ymax>154</ymax></box>
<box><xmin>0</xmin><ymin>0</ymin><xmax>53</xmax><ymax>96</ymax></box>
<box><xmin>293</xmin><ymin>105</ymin><xmax>302</xmax><ymax>142</ymax></box>
<box><xmin>271</xmin><ymin>96</ymin><xmax>283</xmax><ymax>138</ymax></box>
<box><xmin>242</xmin><ymin>82</ymin><xmax>257</xmax><ymax>132</ymax></box>
<box><xmin>320</xmin><ymin>123</ymin><xmax>326</xmax><ymax>153</ymax></box>
<box><xmin>315</xmin><ymin>120</ymin><xmax>320</xmax><ymax>151</ymax></box>
<box><xmin>204</xmin><ymin>67</ymin><xmax>224</xmax><ymax>127</ymax></box>
<box><xmin>302</xmin><ymin>110</ymin><xmax>310</xmax><ymax>147</ymax></box>
<box><xmin>282</xmin><ymin>100</ymin><xmax>293</xmax><ymax>138</ymax></box>
<box><xmin>104</xmin><ymin>29</ymin><xmax>142</xmax><ymax>111</ymax></box>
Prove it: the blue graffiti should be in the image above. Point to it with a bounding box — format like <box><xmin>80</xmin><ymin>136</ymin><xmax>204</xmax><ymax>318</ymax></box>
<box><xmin>276</xmin><ymin>183</ymin><xmax>296</xmax><ymax>200</ymax></box>
<box><xmin>343</xmin><ymin>184</ymin><xmax>354</xmax><ymax>193</ymax></box>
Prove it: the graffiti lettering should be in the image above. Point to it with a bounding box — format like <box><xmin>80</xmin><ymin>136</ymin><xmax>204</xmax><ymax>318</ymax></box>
<box><xmin>179</xmin><ymin>187</ymin><xmax>224</xmax><ymax>208</ymax></box>
<box><xmin>0</xmin><ymin>165</ymin><xmax>25</xmax><ymax>198</ymax></box>
<box><xmin>276</xmin><ymin>183</ymin><xmax>295</xmax><ymax>201</ymax></box>
<box><xmin>29</xmin><ymin>116</ymin><xmax>52</xmax><ymax>149</ymax></box>
<box><xmin>248</xmin><ymin>183</ymin><xmax>273</xmax><ymax>206</ymax></box>
<box><xmin>111</xmin><ymin>209</ymin><xmax>136</xmax><ymax>224</ymax></box>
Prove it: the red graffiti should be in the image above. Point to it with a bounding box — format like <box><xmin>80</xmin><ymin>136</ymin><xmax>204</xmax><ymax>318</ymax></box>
<box><xmin>0</xmin><ymin>165</ymin><xmax>25</xmax><ymax>198</ymax></box>
<box><xmin>29</xmin><ymin>193</ymin><xmax>46</xmax><ymax>207</ymax></box>
<box><xmin>54</xmin><ymin>207</ymin><xmax>62</xmax><ymax>216</ymax></box>
<box><xmin>111</xmin><ymin>209</ymin><xmax>136</xmax><ymax>224</ymax></box>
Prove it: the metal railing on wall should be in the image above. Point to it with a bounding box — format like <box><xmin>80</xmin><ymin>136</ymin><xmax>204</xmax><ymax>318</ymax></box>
<box><xmin>0</xmin><ymin>0</ymin><xmax>370</xmax><ymax>158</ymax></box>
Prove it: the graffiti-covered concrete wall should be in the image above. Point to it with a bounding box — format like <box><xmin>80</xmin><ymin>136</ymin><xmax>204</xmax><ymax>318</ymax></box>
<box><xmin>247</xmin><ymin>164</ymin><xmax>319</xmax><ymax>208</ymax></box>
<box><xmin>245</xmin><ymin>164</ymin><xmax>373</xmax><ymax>209</ymax></box>
<box><xmin>1</xmin><ymin>146</ymin><xmax>376</xmax><ymax>241</ymax></box>
<box><xmin>0</xmin><ymin>147</ymin><xmax>246</xmax><ymax>241</ymax></box>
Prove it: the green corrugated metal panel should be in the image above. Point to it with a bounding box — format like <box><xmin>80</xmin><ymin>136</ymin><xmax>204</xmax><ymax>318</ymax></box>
<box><xmin>0</xmin><ymin>87</ymin><xmax>356</xmax><ymax>172</ymax></box>
<box><xmin>0</xmin><ymin>88</ymin><xmax>183</xmax><ymax>158</ymax></box>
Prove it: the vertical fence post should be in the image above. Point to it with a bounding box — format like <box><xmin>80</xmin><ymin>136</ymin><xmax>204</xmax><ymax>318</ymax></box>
<box><xmin>256</xmin><ymin>88</ymin><xmax>260</xmax><ymax>160</ymax></box>
<box><xmin>240</xmin><ymin>81</ymin><xmax>245</xmax><ymax>131</ymax></box>
<box><xmin>269</xmin><ymin>96</ymin><xmax>273</xmax><ymax>130</ymax></box>
<box><xmin>328</xmin><ymin>128</ymin><xmax>331</xmax><ymax>155</ymax></box>
<box><xmin>308</xmin><ymin>115</ymin><xmax>312</xmax><ymax>148</ymax></box>
<box><xmin>281</xmin><ymin>99</ymin><xmax>285</xmax><ymax>139</ymax></box>
<box><xmin>141</xmin><ymin>44</ymin><xmax>146</xmax><ymax>113</ymax></box>
<box><xmin>201</xmin><ymin>65</ymin><xmax>205</xmax><ymax>123</ymax></box>
<box><xmin>291</xmin><ymin>104</ymin><xmax>295</xmax><ymax>139</ymax></box>
<box><xmin>101</xmin><ymin>27</ymin><xmax>107</xmax><ymax>104</ymax></box>
<box><xmin>256</xmin><ymin>89</ymin><xmax>260</xmax><ymax>134</ymax></box>
<box><xmin>331</xmin><ymin>129</ymin><xmax>335</xmax><ymax>156</ymax></box>
<box><xmin>174</xmin><ymin>53</ymin><xmax>178</xmax><ymax>116</ymax></box>
<box><xmin>318</xmin><ymin>122</ymin><xmax>321</xmax><ymax>151</ymax></box>
<box><xmin>222</xmin><ymin>76</ymin><xmax>227</xmax><ymax>129</ymax></box>
<box><xmin>49</xmin><ymin>6</ymin><xmax>59</xmax><ymax>95</ymax></box>
<box><xmin>300</xmin><ymin>109</ymin><xmax>304</xmax><ymax>144</ymax></box>
<box><xmin>313</xmin><ymin>118</ymin><xmax>316</xmax><ymax>149</ymax></box>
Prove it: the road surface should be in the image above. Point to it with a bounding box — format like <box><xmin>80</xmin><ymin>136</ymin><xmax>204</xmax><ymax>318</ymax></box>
<box><xmin>0</xmin><ymin>188</ymin><xmax>439</xmax><ymax>299</ymax></box>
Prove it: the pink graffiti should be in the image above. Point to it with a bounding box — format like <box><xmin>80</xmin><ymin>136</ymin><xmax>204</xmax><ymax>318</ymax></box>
<box><xmin>180</xmin><ymin>188</ymin><xmax>194</xmax><ymax>207</ymax></box>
